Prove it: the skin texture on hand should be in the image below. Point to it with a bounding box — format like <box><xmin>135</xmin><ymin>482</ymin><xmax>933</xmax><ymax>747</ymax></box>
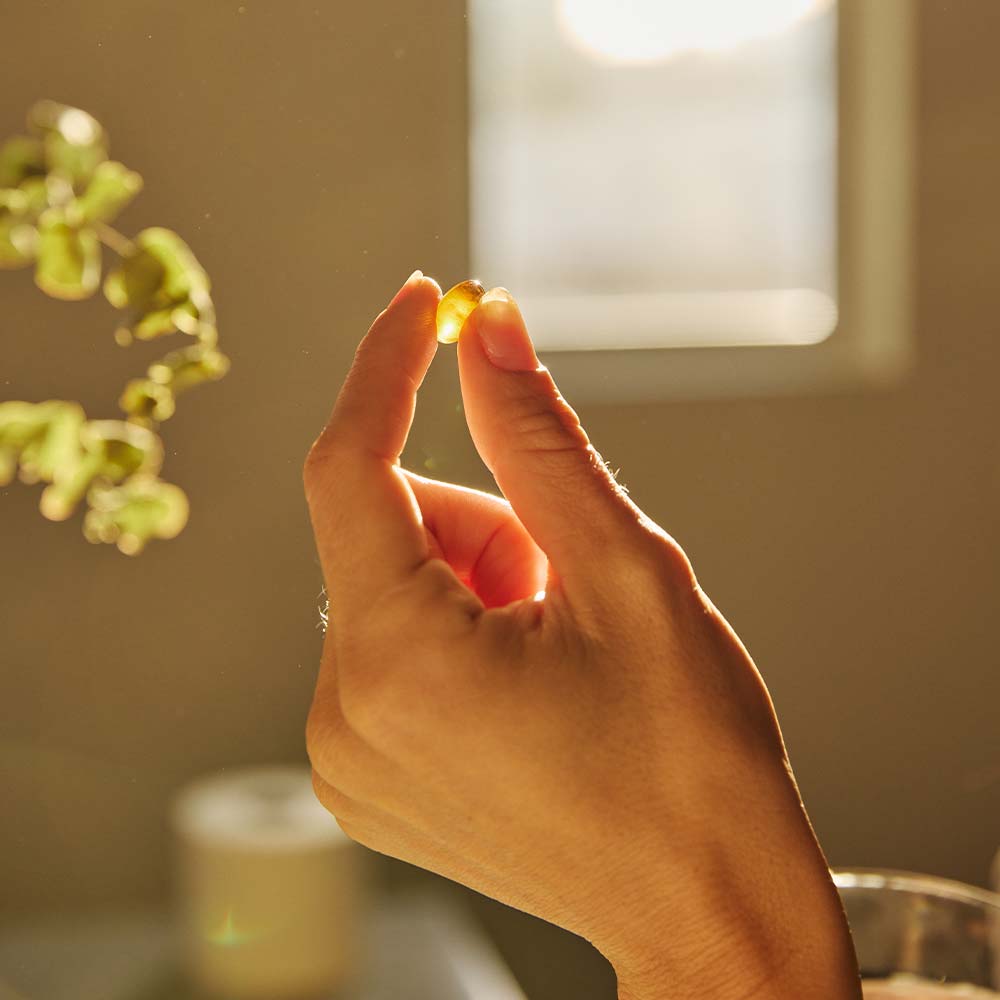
<box><xmin>302</xmin><ymin>272</ymin><xmax>863</xmax><ymax>1000</ymax></box>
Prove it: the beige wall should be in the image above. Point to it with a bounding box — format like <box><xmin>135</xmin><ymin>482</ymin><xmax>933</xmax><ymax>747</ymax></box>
<box><xmin>1</xmin><ymin>2</ymin><xmax>998</xmax><ymax>997</ymax></box>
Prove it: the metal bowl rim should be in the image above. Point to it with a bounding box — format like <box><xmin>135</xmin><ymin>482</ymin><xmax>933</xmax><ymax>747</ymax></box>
<box><xmin>832</xmin><ymin>867</ymin><xmax>1000</xmax><ymax>912</ymax></box>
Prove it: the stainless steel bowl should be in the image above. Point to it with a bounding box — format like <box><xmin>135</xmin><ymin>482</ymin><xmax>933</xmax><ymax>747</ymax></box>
<box><xmin>834</xmin><ymin>868</ymin><xmax>1000</xmax><ymax>997</ymax></box>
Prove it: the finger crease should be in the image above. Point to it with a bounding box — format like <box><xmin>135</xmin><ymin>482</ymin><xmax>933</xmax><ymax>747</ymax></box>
<box><xmin>468</xmin><ymin>519</ymin><xmax>510</xmax><ymax>588</ymax></box>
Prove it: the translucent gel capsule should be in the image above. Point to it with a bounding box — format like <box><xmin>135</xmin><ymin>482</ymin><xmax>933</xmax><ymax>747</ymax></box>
<box><xmin>436</xmin><ymin>279</ymin><xmax>485</xmax><ymax>344</ymax></box>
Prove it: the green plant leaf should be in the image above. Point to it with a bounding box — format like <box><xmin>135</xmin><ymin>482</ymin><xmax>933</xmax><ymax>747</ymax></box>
<box><xmin>44</xmin><ymin>133</ymin><xmax>109</xmax><ymax>190</ymax></box>
<box><xmin>104</xmin><ymin>228</ymin><xmax>213</xmax><ymax>341</ymax></box>
<box><xmin>16</xmin><ymin>402</ymin><xmax>86</xmax><ymax>484</ymax></box>
<box><xmin>0</xmin><ymin>214</ymin><xmax>36</xmax><ymax>267</ymax></box>
<box><xmin>98</xmin><ymin>438</ymin><xmax>148</xmax><ymax>479</ymax></box>
<box><xmin>119</xmin><ymin>378</ymin><xmax>175</xmax><ymax>422</ymax></box>
<box><xmin>0</xmin><ymin>135</ymin><xmax>45</xmax><ymax>188</ymax></box>
<box><xmin>34</xmin><ymin>211</ymin><xmax>100</xmax><ymax>299</ymax></box>
<box><xmin>136</xmin><ymin>227</ymin><xmax>210</xmax><ymax>301</ymax></box>
<box><xmin>0</xmin><ymin>183</ymin><xmax>46</xmax><ymax>268</ymax></box>
<box><xmin>83</xmin><ymin>473</ymin><xmax>188</xmax><ymax>554</ymax></box>
<box><xmin>2</xmin><ymin>102</ymin><xmax>224</xmax><ymax>554</ymax></box>
<box><xmin>18</xmin><ymin>177</ymin><xmax>50</xmax><ymax>216</ymax></box>
<box><xmin>36</xmin><ymin>418</ymin><xmax>163</xmax><ymax>521</ymax></box>
<box><xmin>103</xmin><ymin>229</ymin><xmax>207</xmax><ymax>309</ymax></box>
<box><xmin>148</xmin><ymin>344</ymin><xmax>231</xmax><ymax>394</ymax></box>
<box><xmin>0</xmin><ymin>186</ymin><xmax>29</xmax><ymax>216</ymax></box>
<box><xmin>0</xmin><ymin>400</ymin><xmax>72</xmax><ymax>449</ymax></box>
<box><xmin>81</xmin><ymin>419</ymin><xmax>162</xmax><ymax>480</ymax></box>
<box><xmin>167</xmin><ymin>299</ymin><xmax>201</xmax><ymax>335</ymax></box>
<box><xmin>28</xmin><ymin>100</ymin><xmax>104</xmax><ymax>144</ymax></box>
<box><xmin>103</xmin><ymin>247</ymin><xmax>165</xmax><ymax>310</ymax></box>
<box><xmin>29</xmin><ymin>101</ymin><xmax>108</xmax><ymax>189</ymax></box>
<box><xmin>0</xmin><ymin>447</ymin><xmax>16</xmax><ymax>485</ymax></box>
<box><xmin>133</xmin><ymin>306</ymin><xmax>181</xmax><ymax>341</ymax></box>
<box><xmin>0</xmin><ymin>401</ymin><xmax>56</xmax><ymax>480</ymax></box>
<box><xmin>38</xmin><ymin>450</ymin><xmax>105</xmax><ymax>521</ymax></box>
<box><xmin>77</xmin><ymin>160</ymin><xmax>143</xmax><ymax>224</ymax></box>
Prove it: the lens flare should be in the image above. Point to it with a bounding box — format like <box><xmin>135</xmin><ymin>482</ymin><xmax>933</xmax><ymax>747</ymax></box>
<box><xmin>205</xmin><ymin>905</ymin><xmax>259</xmax><ymax>948</ymax></box>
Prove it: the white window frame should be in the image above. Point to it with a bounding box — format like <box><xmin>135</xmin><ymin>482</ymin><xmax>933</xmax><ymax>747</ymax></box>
<box><xmin>468</xmin><ymin>0</ymin><xmax>916</xmax><ymax>401</ymax></box>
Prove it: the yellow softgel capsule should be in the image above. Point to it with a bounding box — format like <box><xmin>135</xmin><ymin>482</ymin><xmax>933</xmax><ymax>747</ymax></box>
<box><xmin>436</xmin><ymin>279</ymin><xmax>486</xmax><ymax>344</ymax></box>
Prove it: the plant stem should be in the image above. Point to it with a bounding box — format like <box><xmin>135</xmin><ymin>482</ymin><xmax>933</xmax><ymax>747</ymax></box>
<box><xmin>93</xmin><ymin>222</ymin><xmax>136</xmax><ymax>258</ymax></box>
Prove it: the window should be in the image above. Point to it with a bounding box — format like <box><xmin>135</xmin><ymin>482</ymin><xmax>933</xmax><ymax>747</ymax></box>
<box><xmin>468</xmin><ymin>0</ymin><xmax>915</xmax><ymax>399</ymax></box>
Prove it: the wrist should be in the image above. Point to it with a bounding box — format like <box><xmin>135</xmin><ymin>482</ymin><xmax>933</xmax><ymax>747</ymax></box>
<box><xmin>593</xmin><ymin>822</ymin><xmax>862</xmax><ymax>1000</ymax></box>
<box><xmin>613</xmin><ymin>898</ymin><xmax>862</xmax><ymax>1000</ymax></box>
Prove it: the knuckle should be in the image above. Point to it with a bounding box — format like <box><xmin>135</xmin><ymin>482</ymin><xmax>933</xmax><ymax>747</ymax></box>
<box><xmin>306</xmin><ymin>705</ymin><xmax>354</xmax><ymax>786</ymax></box>
<box><xmin>659</xmin><ymin>532</ymin><xmax>696</xmax><ymax>577</ymax></box>
<box><xmin>598</xmin><ymin>526</ymin><xmax>697</xmax><ymax>600</ymax></box>
<box><xmin>305</xmin><ymin>705</ymin><xmax>337</xmax><ymax>770</ymax></box>
<box><xmin>338</xmin><ymin>659</ymin><xmax>405</xmax><ymax>744</ymax></box>
<box><xmin>303</xmin><ymin>426</ymin><xmax>351</xmax><ymax>477</ymax></box>
<box><xmin>302</xmin><ymin>432</ymin><xmax>333</xmax><ymax>495</ymax></box>
<box><xmin>304</xmin><ymin>706</ymin><xmax>326</xmax><ymax>762</ymax></box>
<box><xmin>332</xmin><ymin>814</ymin><xmax>372</xmax><ymax>849</ymax></box>
<box><xmin>337</xmin><ymin>648</ymin><xmax>440</xmax><ymax>749</ymax></box>
<box><xmin>330</xmin><ymin>618</ymin><xmax>401</xmax><ymax>741</ymax></box>
<box><xmin>639</xmin><ymin>530</ymin><xmax>699</xmax><ymax>594</ymax></box>
<box><xmin>311</xmin><ymin>769</ymin><xmax>367</xmax><ymax>827</ymax></box>
<box><xmin>341</xmin><ymin>651</ymin><xmax>438</xmax><ymax>748</ymax></box>
<box><xmin>504</xmin><ymin>391</ymin><xmax>589</xmax><ymax>458</ymax></box>
<box><xmin>332</xmin><ymin>566</ymin><xmax>476</xmax><ymax>745</ymax></box>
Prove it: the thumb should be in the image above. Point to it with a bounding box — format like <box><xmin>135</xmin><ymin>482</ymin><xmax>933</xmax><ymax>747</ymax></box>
<box><xmin>456</xmin><ymin>288</ymin><xmax>642</xmax><ymax>590</ymax></box>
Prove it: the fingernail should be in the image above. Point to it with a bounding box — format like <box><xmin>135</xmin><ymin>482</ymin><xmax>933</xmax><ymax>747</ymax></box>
<box><xmin>390</xmin><ymin>269</ymin><xmax>423</xmax><ymax>307</ymax></box>
<box><xmin>476</xmin><ymin>288</ymin><xmax>539</xmax><ymax>372</ymax></box>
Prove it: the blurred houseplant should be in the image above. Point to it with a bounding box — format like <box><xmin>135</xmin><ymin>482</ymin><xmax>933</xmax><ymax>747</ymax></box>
<box><xmin>0</xmin><ymin>99</ymin><xmax>228</xmax><ymax>554</ymax></box>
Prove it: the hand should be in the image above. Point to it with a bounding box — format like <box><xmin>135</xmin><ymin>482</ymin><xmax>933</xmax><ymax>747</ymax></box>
<box><xmin>303</xmin><ymin>272</ymin><xmax>862</xmax><ymax>1000</ymax></box>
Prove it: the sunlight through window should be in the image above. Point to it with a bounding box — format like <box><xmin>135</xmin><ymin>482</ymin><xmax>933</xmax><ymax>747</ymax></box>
<box><xmin>469</xmin><ymin>0</ymin><xmax>839</xmax><ymax>350</ymax></box>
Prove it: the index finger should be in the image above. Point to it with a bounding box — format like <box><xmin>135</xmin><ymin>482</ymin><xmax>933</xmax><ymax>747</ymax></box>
<box><xmin>303</xmin><ymin>271</ymin><xmax>441</xmax><ymax>616</ymax></box>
